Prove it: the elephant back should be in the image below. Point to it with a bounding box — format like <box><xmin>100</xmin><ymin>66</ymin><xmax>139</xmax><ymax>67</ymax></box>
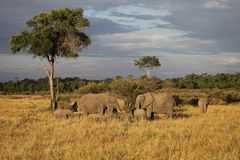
<box><xmin>198</xmin><ymin>98</ymin><xmax>209</xmax><ymax>113</ymax></box>
<box><xmin>198</xmin><ymin>98</ymin><xmax>208</xmax><ymax>106</ymax></box>
<box><xmin>77</xmin><ymin>93</ymin><xmax>121</xmax><ymax>115</ymax></box>
<box><xmin>78</xmin><ymin>93</ymin><xmax>106</xmax><ymax>113</ymax></box>
<box><xmin>152</xmin><ymin>93</ymin><xmax>175</xmax><ymax>114</ymax></box>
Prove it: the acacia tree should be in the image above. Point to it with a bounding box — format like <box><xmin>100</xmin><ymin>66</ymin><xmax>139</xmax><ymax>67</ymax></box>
<box><xmin>134</xmin><ymin>56</ymin><xmax>161</xmax><ymax>78</ymax></box>
<box><xmin>9</xmin><ymin>7</ymin><xmax>91</xmax><ymax>110</ymax></box>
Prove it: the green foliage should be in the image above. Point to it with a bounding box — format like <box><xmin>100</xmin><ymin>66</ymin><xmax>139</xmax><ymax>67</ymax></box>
<box><xmin>78</xmin><ymin>81</ymin><xmax>110</xmax><ymax>94</ymax></box>
<box><xmin>56</xmin><ymin>77</ymin><xmax>86</xmax><ymax>93</ymax></box>
<box><xmin>110</xmin><ymin>76</ymin><xmax>161</xmax><ymax>108</ymax></box>
<box><xmin>1</xmin><ymin>73</ymin><xmax>240</xmax><ymax>95</ymax></box>
<box><xmin>0</xmin><ymin>77</ymin><xmax>93</xmax><ymax>94</ymax></box>
<box><xmin>110</xmin><ymin>77</ymin><xmax>139</xmax><ymax>106</ymax></box>
<box><xmin>134</xmin><ymin>56</ymin><xmax>161</xmax><ymax>78</ymax></box>
<box><xmin>9</xmin><ymin>7</ymin><xmax>91</xmax><ymax>109</ymax></box>
<box><xmin>172</xmin><ymin>73</ymin><xmax>240</xmax><ymax>89</ymax></box>
<box><xmin>9</xmin><ymin>7</ymin><xmax>91</xmax><ymax>59</ymax></box>
<box><xmin>137</xmin><ymin>76</ymin><xmax>161</xmax><ymax>92</ymax></box>
<box><xmin>162</xmin><ymin>79</ymin><xmax>176</xmax><ymax>88</ymax></box>
<box><xmin>134</xmin><ymin>56</ymin><xmax>161</xmax><ymax>69</ymax></box>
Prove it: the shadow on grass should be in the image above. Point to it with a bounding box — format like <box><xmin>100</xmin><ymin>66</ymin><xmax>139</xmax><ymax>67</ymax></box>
<box><xmin>172</xmin><ymin>107</ymin><xmax>192</xmax><ymax>119</ymax></box>
<box><xmin>172</xmin><ymin>113</ymin><xmax>192</xmax><ymax>119</ymax></box>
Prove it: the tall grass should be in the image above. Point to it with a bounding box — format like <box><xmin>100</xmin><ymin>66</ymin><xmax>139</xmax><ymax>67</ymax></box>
<box><xmin>0</xmin><ymin>95</ymin><xmax>239</xmax><ymax>160</ymax></box>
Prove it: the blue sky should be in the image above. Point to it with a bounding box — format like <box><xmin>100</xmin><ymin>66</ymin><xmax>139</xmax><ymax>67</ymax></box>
<box><xmin>0</xmin><ymin>0</ymin><xmax>239</xmax><ymax>81</ymax></box>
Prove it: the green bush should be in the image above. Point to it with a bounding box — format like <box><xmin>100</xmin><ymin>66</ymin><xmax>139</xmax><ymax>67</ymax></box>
<box><xmin>78</xmin><ymin>82</ymin><xmax>109</xmax><ymax>94</ymax></box>
<box><xmin>110</xmin><ymin>76</ymin><xmax>161</xmax><ymax>109</ymax></box>
<box><xmin>110</xmin><ymin>78</ymin><xmax>139</xmax><ymax>107</ymax></box>
<box><xmin>137</xmin><ymin>76</ymin><xmax>161</xmax><ymax>92</ymax></box>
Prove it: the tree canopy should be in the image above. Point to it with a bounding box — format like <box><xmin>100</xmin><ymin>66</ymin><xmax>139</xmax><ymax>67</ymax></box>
<box><xmin>9</xmin><ymin>7</ymin><xmax>91</xmax><ymax>110</ymax></box>
<box><xmin>134</xmin><ymin>56</ymin><xmax>161</xmax><ymax>78</ymax></box>
<box><xmin>10</xmin><ymin>7</ymin><xmax>91</xmax><ymax>59</ymax></box>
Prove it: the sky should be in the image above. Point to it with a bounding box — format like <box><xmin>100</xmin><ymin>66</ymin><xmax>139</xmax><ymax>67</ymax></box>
<box><xmin>0</xmin><ymin>0</ymin><xmax>240</xmax><ymax>82</ymax></box>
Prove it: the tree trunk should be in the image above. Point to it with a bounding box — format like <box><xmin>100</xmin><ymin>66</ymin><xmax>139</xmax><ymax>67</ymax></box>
<box><xmin>49</xmin><ymin>60</ymin><xmax>56</xmax><ymax>110</ymax></box>
<box><xmin>146</xmin><ymin>69</ymin><xmax>151</xmax><ymax>78</ymax></box>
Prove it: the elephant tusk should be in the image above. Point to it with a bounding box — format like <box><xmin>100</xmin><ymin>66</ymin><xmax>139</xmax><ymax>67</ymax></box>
<box><xmin>116</xmin><ymin>108</ymin><xmax>122</xmax><ymax>113</ymax></box>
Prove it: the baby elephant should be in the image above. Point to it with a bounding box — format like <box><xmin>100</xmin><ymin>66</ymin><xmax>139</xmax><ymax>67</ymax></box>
<box><xmin>133</xmin><ymin>109</ymin><xmax>147</xmax><ymax>120</ymax></box>
<box><xmin>53</xmin><ymin>109</ymin><xmax>73</xmax><ymax>119</ymax></box>
<box><xmin>198</xmin><ymin>98</ymin><xmax>209</xmax><ymax>113</ymax></box>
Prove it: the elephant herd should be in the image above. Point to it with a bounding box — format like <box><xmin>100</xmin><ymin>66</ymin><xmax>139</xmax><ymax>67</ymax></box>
<box><xmin>53</xmin><ymin>92</ymin><xmax>209</xmax><ymax>119</ymax></box>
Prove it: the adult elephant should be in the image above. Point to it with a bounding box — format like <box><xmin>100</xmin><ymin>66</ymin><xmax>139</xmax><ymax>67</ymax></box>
<box><xmin>78</xmin><ymin>93</ymin><xmax>122</xmax><ymax>115</ymax></box>
<box><xmin>198</xmin><ymin>98</ymin><xmax>209</xmax><ymax>113</ymax></box>
<box><xmin>135</xmin><ymin>92</ymin><xmax>175</xmax><ymax>119</ymax></box>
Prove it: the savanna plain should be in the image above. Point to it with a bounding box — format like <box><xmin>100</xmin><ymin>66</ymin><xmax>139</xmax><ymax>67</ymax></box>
<box><xmin>0</xmin><ymin>95</ymin><xmax>239</xmax><ymax>160</ymax></box>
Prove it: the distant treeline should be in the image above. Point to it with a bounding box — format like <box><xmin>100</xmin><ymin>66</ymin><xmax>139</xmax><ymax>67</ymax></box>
<box><xmin>0</xmin><ymin>73</ymin><xmax>240</xmax><ymax>94</ymax></box>
<box><xmin>0</xmin><ymin>77</ymin><xmax>99</xmax><ymax>94</ymax></box>
<box><xmin>170</xmin><ymin>73</ymin><xmax>240</xmax><ymax>89</ymax></box>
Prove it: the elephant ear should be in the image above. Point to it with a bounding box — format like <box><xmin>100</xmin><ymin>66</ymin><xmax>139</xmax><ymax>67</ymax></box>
<box><xmin>143</xmin><ymin>93</ymin><xmax>154</xmax><ymax>109</ymax></box>
<box><xmin>135</xmin><ymin>95</ymin><xmax>143</xmax><ymax>109</ymax></box>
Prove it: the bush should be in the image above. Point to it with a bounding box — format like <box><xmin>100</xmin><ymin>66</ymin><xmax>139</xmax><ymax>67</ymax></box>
<box><xmin>78</xmin><ymin>82</ymin><xmax>109</xmax><ymax>94</ymax></box>
<box><xmin>137</xmin><ymin>76</ymin><xmax>161</xmax><ymax>92</ymax></box>
<box><xmin>110</xmin><ymin>76</ymin><xmax>161</xmax><ymax>110</ymax></box>
<box><xmin>162</xmin><ymin>79</ymin><xmax>176</xmax><ymax>89</ymax></box>
<box><xmin>110</xmin><ymin>78</ymin><xmax>139</xmax><ymax>108</ymax></box>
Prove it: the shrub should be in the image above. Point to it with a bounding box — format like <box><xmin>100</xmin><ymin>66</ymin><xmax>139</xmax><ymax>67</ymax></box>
<box><xmin>162</xmin><ymin>79</ymin><xmax>176</xmax><ymax>89</ymax></box>
<box><xmin>110</xmin><ymin>78</ymin><xmax>141</xmax><ymax>109</ymax></box>
<box><xmin>78</xmin><ymin>82</ymin><xmax>109</xmax><ymax>94</ymax></box>
<box><xmin>137</xmin><ymin>76</ymin><xmax>161</xmax><ymax>92</ymax></box>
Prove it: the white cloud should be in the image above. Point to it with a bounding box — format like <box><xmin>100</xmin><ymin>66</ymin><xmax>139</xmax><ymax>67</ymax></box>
<box><xmin>112</xmin><ymin>5</ymin><xmax>170</xmax><ymax>16</ymax></box>
<box><xmin>95</xmin><ymin>29</ymin><xmax>215</xmax><ymax>52</ymax></box>
<box><xmin>216</xmin><ymin>56</ymin><xmax>240</xmax><ymax>65</ymax></box>
<box><xmin>85</xmin><ymin>5</ymin><xmax>170</xmax><ymax>30</ymax></box>
<box><xmin>204</xmin><ymin>1</ymin><xmax>228</xmax><ymax>9</ymax></box>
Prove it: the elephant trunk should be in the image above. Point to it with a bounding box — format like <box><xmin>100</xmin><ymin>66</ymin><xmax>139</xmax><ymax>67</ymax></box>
<box><xmin>135</xmin><ymin>101</ymin><xmax>140</xmax><ymax>109</ymax></box>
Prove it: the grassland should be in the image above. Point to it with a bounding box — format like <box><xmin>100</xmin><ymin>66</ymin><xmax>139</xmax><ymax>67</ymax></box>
<box><xmin>0</xmin><ymin>95</ymin><xmax>239</xmax><ymax>160</ymax></box>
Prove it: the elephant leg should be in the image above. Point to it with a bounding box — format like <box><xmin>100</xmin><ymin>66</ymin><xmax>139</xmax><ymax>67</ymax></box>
<box><xmin>204</xmin><ymin>105</ymin><xmax>207</xmax><ymax>113</ymax></box>
<box><xmin>202</xmin><ymin>105</ymin><xmax>206</xmax><ymax>113</ymax></box>
<box><xmin>168</xmin><ymin>111</ymin><xmax>173</xmax><ymax>119</ymax></box>
<box><xmin>146</xmin><ymin>111</ymin><xmax>153</xmax><ymax>120</ymax></box>
<box><xmin>98</xmin><ymin>105</ymin><xmax>105</xmax><ymax>115</ymax></box>
<box><xmin>101</xmin><ymin>106</ymin><xmax>109</xmax><ymax>118</ymax></box>
<box><xmin>82</xmin><ymin>111</ymin><xmax>88</xmax><ymax>116</ymax></box>
<box><xmin>200</xmin><ymin>105</ymin><xmax>204</xmax><ymax>113</ymax></box>
<box><xmin>108</xmin><ymin>106</ymin><xmax>113</xmax><ymax>114</ymax></box>
<box><xmin>81</xmin><ymin>106</ymin><xmax>89</xmax><ymax>116</ymax></box>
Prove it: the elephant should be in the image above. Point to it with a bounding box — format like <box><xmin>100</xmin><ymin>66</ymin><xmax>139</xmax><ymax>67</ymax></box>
<box><xmin>78</xmin><ymin>93</ymin><xmax>122</xmax><ymax>115</ymax></box>
<box><xmin>198</xmin><ymin>98</ymin><xmax>209</xmax><ymax>113</ymax></box>
<box><xmin>52</xmin><ymin>100</ymin><xmax>80</xmax><ymax>119</ymax></box>
<box><xmin>53</xmin><ymin>109</ymin><xmax>73</xmax><ymax>119</ymax></box>
<box><xmin>133</xmin><ymin>108</ymin><xmax>147</xmax><ymax>120</ymax></box>
<box><xmin>135</xmin><ymin>92</ymin><xmax>176</xmax><ymax>119</ymax></box>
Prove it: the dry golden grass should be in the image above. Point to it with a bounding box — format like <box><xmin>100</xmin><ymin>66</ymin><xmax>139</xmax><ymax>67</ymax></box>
<box><xmin>0</xmin><ymin>95</ymin><xmax>239</xmax><ymax>160</ymax></box>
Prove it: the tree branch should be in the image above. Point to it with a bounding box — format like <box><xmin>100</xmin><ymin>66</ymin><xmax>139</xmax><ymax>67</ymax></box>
<box><xmin>46</xmin><ymin>55</ymin><xmax>50</xmax><ymax>62</ymax></box>
<box><xmin>39</xmin><ymin>60</ymin><xmax>50</xmax><ymax>77</ymax></box>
